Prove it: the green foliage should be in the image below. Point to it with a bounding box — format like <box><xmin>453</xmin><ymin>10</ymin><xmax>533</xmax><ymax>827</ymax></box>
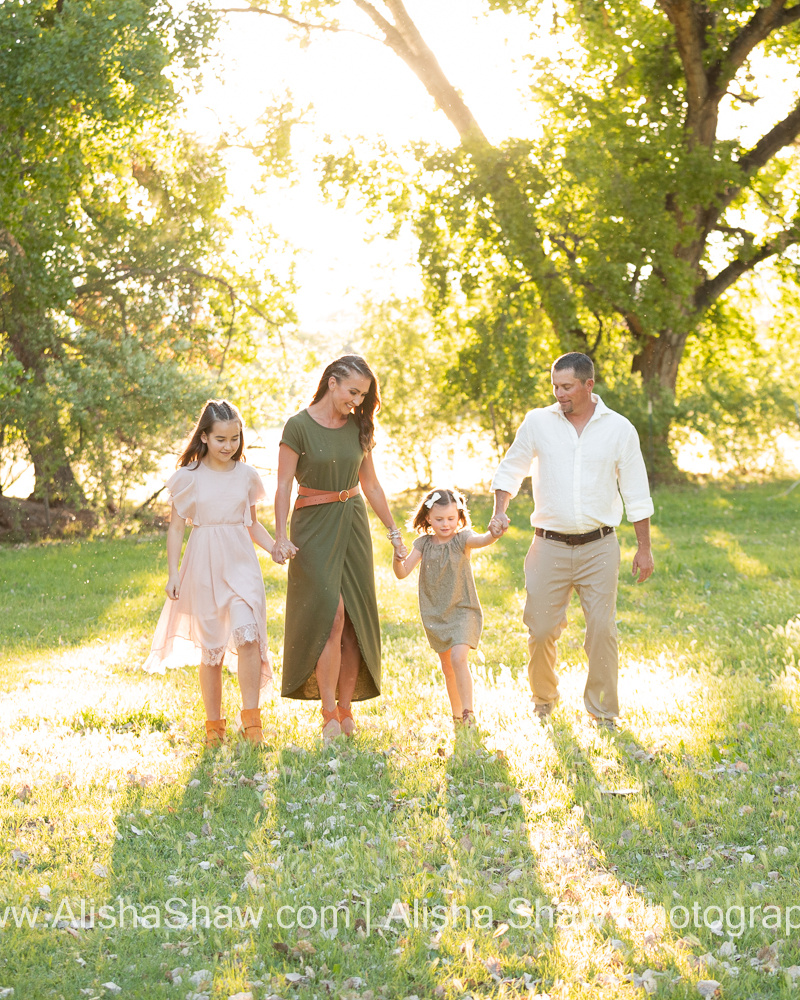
<box><xmin>672</xmin><ymin>284</ymin><xmax>800</xmax><ymax>476</ymax></box>
<box><xmin>360</xmin><ymin>297</ymin><xmax>455</xmax><ymax>487</ymax></box>
<box><xmin>0</xmin><ymin>0</ymin><xmax>295</xmax><ymax>507</ymax></box>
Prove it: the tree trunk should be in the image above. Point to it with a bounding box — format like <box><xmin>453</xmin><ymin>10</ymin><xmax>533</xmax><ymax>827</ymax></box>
<box><xmin>25</xmin><ymin>424</ymin><xmax>85</xmax><ymax>506</ymax></box>
<box><xmin>631</xmin><ymin>328</ymin><xmax>690</xmax><ymax>482</ymax></box>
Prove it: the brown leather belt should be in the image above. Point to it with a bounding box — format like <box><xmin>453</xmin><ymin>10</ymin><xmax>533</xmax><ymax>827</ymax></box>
<box><xmin>535</xmin><ymin>525</ymin><xmax>615</xmax><ymax>546</ymax></box>
<box><xmin>294</xmin><ymin>484</ymin><xmax>361</xmax><ymax>509</ymax></box>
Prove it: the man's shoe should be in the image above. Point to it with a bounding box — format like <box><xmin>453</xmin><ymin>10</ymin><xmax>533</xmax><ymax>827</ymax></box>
<box><xmin>533</xmin><ymin>700</ymin><xmax>556</xmax><ymax>723</ymax></box>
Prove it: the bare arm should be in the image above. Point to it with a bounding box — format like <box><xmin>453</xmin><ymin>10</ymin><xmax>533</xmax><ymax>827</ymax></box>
<box><xmin>631</xmin><ymin>518</ymin><xmax>654</xmax><ymax>583</ymax></box>
<box><xmin>248</xmin><ymin>505</ymin><xmax>274</xmax><ymax>555</ymax></box>
<box><xmin>392</xmin><ymin>546</ymin><xmax>422</xmax><ymax>580</ymax></box>
<box><xmin>165</xmin><ymin>508</ymin><xmax>187</xmax><ymax>599</ymax></box>
<box><xmin>465</xmin><ymin>529</ymin><xmax>501</xmax><ymax>550</ymax></box>
<box><xmin>489</xmin><ymin>489</ymin><xmax>512</xmax><ymax>536</ymax></box>
<box><xmin>273</xmin><ymin>444</ymin><xmax>300</xmax><ymax>565</ymax></box>
<box><xmin>359</xmin><ymin>451</ymin><xmax>408</xmax><ymax>559</ymax></box>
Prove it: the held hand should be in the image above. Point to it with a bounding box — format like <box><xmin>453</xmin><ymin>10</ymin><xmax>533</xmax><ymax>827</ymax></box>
<box><xmin>166</xmin><ymin>574</ymin><xmax>181</xmax><ymax>600</ymax></box>
<box><xmin>632</xmin><ymin>547</ymin><xmax>654</xmax><ymax>584</ymax></box>
<box><xmin>392</xmin><ymin>537</ymin><xmax>408</xmax><ymax>560</ymax></box>
<box><xmin>489</xmin><ymin>512</ymin><xmax>509</xmax><ymax>537</ymax></box>
<box><xmin>272</xmin><ymin>538</ymin><xmax>298</xmax><ymax>565</ymax></box>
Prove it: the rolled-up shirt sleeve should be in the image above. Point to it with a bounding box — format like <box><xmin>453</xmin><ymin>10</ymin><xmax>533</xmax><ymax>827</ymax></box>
<box><xmin>491</xmin><ymin>413</ymin><xmax>536</xmax><ymax>498</ymax></box>
<box><xmin>617</xmin><ymin>425</ymin><xmax>654</xmax><ymax>522</ymax></box>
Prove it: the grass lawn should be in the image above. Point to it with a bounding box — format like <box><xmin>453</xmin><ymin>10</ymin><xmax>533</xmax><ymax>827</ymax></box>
<box><xmin>1</xmin><ymin>482</ymin><xmax>799</xmax><ymax>999</ymax></box>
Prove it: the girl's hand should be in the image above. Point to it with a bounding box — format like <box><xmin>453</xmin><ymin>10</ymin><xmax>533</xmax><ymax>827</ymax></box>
<box><xmin>166</xmin><ymin>574</ymin><xmax>181</xmax><ymax>600</ymax></box>
<box><xmin>272</xmin><ymin>538</ymin><xmax>298</xmax><ymax>564</ymax></box>
<box><xmin>489</xmin><ymin>514</ymin><xmax>508</xmax><ymax>537</ymax></box>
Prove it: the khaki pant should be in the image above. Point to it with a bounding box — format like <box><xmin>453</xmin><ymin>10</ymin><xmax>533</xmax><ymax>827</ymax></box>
<box><xmin>522</xmin><ymin>531</ymin><xmax>621</xmax><ymax>719</ymax></box>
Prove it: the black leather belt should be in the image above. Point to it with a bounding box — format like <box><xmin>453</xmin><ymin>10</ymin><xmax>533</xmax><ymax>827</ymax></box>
<box><xmin>534</xmin><ymin>525</ymin><xmax>615</xmax><ymax>546</ymax></box>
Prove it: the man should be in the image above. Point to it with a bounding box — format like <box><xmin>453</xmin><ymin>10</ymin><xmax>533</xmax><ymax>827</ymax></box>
<box><xmin>489</xmin><ymin>352</ymin><xmax>654</xmax><ymax>728</ymax></box>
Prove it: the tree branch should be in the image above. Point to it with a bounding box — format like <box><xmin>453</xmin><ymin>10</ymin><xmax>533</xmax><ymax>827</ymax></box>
<box><xmin>657</xmin><ymin>1</ymin><xmax>712</xmax><ymax>109</ymax></box>
<box><xmin>698</xmin><ymin>98</ymin><xmax>800</xmax><ymax>239</ymax></box>
<box><xmin>717</xmin><ymin>1</ymin><xmax>800</xmax><ymax>86</ymax></box>
<box><xmin>738</xmin><ymin>98</ymin><xmax>800</xmax><ymax>175</ymax></box>
<box><xmin>695</xmin><ymin>224</ymin><xmax>800</xmax><ymax>310</ymax></box>
<box><xmin>218</xmin><ymin>5</ymin><xmax>380</xmax><ymax>42</ymax></box>
<box><xmin>351</xmin><ymin>0</ymin><xmax>489</xmax><ymax>144</ymax></box>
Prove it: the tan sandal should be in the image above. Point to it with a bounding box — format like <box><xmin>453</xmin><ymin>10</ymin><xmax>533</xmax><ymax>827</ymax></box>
<box><xmin>240</xmin><ymin>708</ymin><xmax>264</xmax><ymax>746</ymax></box>
<box><xmin>337</xmin><ymin>703</ymin><xmax>355</xmax><ymax>737</ymax></box>
<box><xmin>321</xmin><ymin>706</ymin><xmax>341</xmax><ymax>742</ymax></box>
<box><xmin>205</xmin><ymin>718</ymin><xmax>227</xmax><ymax>747</ymax></box>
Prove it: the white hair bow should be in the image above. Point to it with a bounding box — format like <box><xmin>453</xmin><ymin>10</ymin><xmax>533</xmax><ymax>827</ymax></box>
<box><xmin>424</xmin><ymin>492</ymin><xmax>441</xmax><ymax>509</ymax></box>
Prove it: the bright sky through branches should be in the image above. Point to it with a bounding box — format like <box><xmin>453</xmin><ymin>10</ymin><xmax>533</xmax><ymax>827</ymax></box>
<box><xmin>181</xmin><ymin>1</ymin><xmax>541</xmax><ymax>339</ymax></box>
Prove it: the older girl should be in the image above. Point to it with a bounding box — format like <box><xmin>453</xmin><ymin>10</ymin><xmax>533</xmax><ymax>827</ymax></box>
<box><xmin>145</xmin><ymin>400</ymin><xmax>274</xmax><ymax>746</ymax></box>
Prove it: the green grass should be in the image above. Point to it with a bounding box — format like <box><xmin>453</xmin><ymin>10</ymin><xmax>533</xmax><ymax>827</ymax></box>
<box><xmin>1</xmin><ymin>482</ymin><xmax>799</xmax><ymax>998</ymax></box>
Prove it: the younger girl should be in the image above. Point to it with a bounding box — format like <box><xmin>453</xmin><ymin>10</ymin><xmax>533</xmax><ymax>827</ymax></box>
<box><xmin>393</xmin><ymin>489</ymin><xmax>499</xmax><ymax>730</ymax></box>
<box><xmin>144</xmin><ymin>400</ymin><xmax>274</xmax><ymax>747</ymax></box>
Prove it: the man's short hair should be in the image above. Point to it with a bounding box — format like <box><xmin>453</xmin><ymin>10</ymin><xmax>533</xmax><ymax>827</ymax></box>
<box><xmin>552</xmin><ymin>352</ymin><xmax>594</xmax><ymax>383</ymax></box>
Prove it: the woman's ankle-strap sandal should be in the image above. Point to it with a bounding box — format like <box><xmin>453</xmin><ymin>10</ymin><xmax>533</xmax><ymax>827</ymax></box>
<box><xmin>336</xmin><ymin>704</ymin><xmax>355</xmax><ymax>737</ymax></box>
<box><xmin>205</xmin><ymin>718</ymin><xmax>227</xmax><ymax>747</ymax></box>
<box><xmin>240</xmin><ymin>708</ymin><xmax>264</xmax><ymax>746</ymax></box>
<box><xmin>461</xmin><ymin>709</ymin><xmax>477</xmax><ymax>729</ymax></box>
<box><xmin>321</xmin><ymin>706</ymin><xmax>342</xmax><ymax>742</ymax></box>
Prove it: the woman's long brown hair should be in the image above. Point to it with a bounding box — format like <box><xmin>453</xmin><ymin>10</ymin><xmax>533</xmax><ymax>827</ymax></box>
<box><xmin>310</xmin><ymin>355</ymin><xmax>380</xmax><ymax>452</ymax></box>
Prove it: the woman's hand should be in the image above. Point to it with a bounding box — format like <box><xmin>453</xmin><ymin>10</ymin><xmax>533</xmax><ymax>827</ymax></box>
<box><xmin>392</xmin><ymin>535</ymin><xmax>408</xmax><ymax>560</ymax></box>
<box><xmin>166</xmin><ymin>573</ymin><xmax>181</xmax><ymax>600</ymax></box>
<box><xmin>272</xmin><ymin>537</ymin><xmax>298</xmax><ymax>564</ymax></box>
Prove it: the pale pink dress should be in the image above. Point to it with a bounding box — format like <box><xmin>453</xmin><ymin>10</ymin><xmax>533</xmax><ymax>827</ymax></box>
<box><xmin>143</xmin><ymin>461</ymin><xmax>273</xmax><ymax>700</ymax></box>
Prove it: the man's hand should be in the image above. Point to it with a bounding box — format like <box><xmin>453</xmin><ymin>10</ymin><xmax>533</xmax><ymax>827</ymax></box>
<box><xmin>489</xmin><ymin>512</ymin><xmax>509</xmax><ymax>537</ymax></box>
<box><xmin>631</xmin><ymin>547</ymin><xmax>654</xmax><ymax>583</ymax></box>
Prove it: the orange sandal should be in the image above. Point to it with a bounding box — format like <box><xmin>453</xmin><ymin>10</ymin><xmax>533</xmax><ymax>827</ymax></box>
<box><xmin>205</xmin><ymin>718</ymin><xmax>227</xmax><ymax>747</ymax></box>
<box><xmin>240</xmin><ymin>708</ymin><xmax>264</xmax><ymax>746</ymax></box>
<box><xmin>321</xmin><ymin>706</ymin><xmax>341</xmax><ymax>742</ymax></box>
<box><xmin>337</xmin><ymin>704</ymin><xmax>355</xmax><ymax>737</ymax></box>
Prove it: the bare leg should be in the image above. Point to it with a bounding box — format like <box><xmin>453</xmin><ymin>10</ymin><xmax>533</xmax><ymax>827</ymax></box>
<box><xmin>439</xmin><ymin>649</ymin><xmax>463</xmax><ymax>719</ymax></box>
<box><xmin>336</xmin><ymin>615</ymin><xmax>360</xmax><ymax>735</ymax></box>
<box><xmin>236</xmin><ymin>641</ymin><xmax>261</xmax><ymax>711</ymax></box>
<box><xmin>199</xmin><ymin>659</ymin><xmax>223</xmax><ymax>720</ymax></box>
<box><xmin>448</xmin><ymin>644</ymin><xmax>474</xmax><ymax>716</ymax></box>
<box><xmin>315</xmin><ymin>596</ymin><xmax>346</xmax><ymax>738</ymax></box>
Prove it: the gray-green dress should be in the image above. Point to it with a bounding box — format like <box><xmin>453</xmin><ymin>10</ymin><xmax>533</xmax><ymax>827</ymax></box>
<box><xmin>280</xmin><ymin>409</ymin><xmax>381</xmax><ymax>701</ymax></box>
<box><xmin>413</xmin><ymin>529</ymin><xmax>482</xmax><ymax>653</ymax></box>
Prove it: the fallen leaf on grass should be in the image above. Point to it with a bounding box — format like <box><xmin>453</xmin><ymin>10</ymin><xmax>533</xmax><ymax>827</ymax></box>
<box><xmin>242</xmin><ymin>870</ymin><xmax>262</xmax><ymax>891</ymax></box>
<box><xmin>11</xmin><ymin>849</ymin><xmax>29</xmax><ymax>866</ymax></box>
<box><xmin>484</xmin><ymin>956</ymin><xmax>502</xmax><ymax>979</ymax></box>
<box><xmin>92</xmin><ymin>862</ymin><xmax>108</xmax><ymax>877</ymax></box>
<box><xmin>228</xmin><ymin>993</ymin><xmax>253</xmax><ymax>1000</ymax></box>
<box><xmin>101</xmin><ymin>984</ymin><xmax>122</xmax><ymax>995</ymax></box>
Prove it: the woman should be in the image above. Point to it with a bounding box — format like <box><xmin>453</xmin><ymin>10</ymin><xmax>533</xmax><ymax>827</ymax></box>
<box><xmin>272</xmin><ymin>355</ymin><xmax>407</xmax><ymax>739</ymax></box>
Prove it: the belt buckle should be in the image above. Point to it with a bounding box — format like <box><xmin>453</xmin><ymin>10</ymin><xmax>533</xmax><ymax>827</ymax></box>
<box><xmin>338</xmin><ymin>489</ymin><xmax>349</xmax><ymax>502</ymax></box>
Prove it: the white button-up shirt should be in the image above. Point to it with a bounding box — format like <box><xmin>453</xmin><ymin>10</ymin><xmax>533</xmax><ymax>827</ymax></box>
<box><xmin>491</xmin><ymin>395</ymin><xmax>654</xmax><ymax>532</ymax></box>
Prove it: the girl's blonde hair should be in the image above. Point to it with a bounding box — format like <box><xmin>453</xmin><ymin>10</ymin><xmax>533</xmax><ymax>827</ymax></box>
<box><xmin>411</xmin><ymin>488</ymin><xmax>471</xmax><ymax>534</ymax></box>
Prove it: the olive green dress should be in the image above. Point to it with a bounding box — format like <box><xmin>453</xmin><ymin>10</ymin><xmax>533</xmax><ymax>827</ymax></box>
<box><xmin>280</xmin><ymin>409</ymin><xmax>381</xmax><ymax>701</ymax></box>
